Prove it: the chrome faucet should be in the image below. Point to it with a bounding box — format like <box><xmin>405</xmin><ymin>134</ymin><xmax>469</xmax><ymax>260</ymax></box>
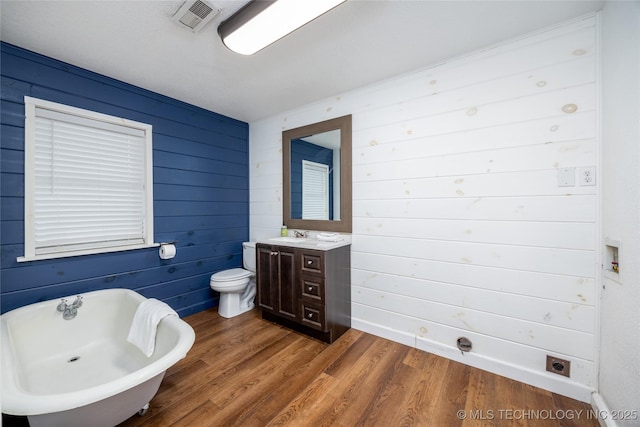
<box><xmin>57</xmin><ymin>295</ymin><xmax>83</xmax><ymax>320</ymax></box>
<box><xmin>294</xmin><ymin>230</ymin><xmax>307</xmax><ymax>238</ymax></box>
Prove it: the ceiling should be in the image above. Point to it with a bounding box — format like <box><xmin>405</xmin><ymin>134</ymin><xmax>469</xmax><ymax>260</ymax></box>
<box><xmin>1</xmin><ymin>0</ymin><xmax>604</xmax><ymax>123</ymax></box>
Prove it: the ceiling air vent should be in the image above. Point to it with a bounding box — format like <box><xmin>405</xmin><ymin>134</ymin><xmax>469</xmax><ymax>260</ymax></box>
<box><xmin>172</xmin><ymin>0</ymin><xmax>220</xmax><ymax>33</ymax></box>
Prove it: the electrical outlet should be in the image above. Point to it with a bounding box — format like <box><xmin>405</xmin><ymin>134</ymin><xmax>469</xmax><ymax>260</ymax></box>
<box><xmin>546</xmin><ymin>355</ymin><xmax>571</xmax><ymax>377</ymax></box>
<box><xmin>578</xmin><ymin>167</ymin><xmax>596</xmax><ymax>186</ymax></box>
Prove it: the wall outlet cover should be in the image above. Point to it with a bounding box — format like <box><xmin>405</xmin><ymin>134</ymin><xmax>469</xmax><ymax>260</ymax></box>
<box><xmin>557</xmin><ymin>167</ymin><xmax>575</xmax><ymax>187</ymax></box>
<box><xmin>578</xmin><ymin>167</ymin><xmax>596</xmax><ymax>186</ymax></box>
<box><xmin>546</xmin><ymin>355</ymin><xmax>571</xmax><ymax>377</ymax></box>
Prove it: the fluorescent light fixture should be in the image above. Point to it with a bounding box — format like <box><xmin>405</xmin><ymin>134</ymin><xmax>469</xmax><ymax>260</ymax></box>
<box><xmin>218</xmin><ymin>0</ymin><xmax>346</xmax><ymax>55</ymax></box>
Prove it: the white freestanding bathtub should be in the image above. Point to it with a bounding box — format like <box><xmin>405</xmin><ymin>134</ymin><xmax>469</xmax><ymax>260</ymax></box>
<box><xmin>1</xmin><ymin>288</ymin><xmax>196</xmax><ymax>427</ymax></box>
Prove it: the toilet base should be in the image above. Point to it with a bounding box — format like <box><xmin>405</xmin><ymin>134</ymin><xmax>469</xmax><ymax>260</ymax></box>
<box><xmin>217</xmin><ymin>292</ymin><xmax>255</xmax><ymax>318</ymax></box>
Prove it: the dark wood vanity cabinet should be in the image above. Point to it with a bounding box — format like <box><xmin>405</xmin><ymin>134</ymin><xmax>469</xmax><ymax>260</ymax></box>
<box><xmin>256</xmin><ymin>243</ymin><xmax>351</xmax><ymax>343</ymax></box>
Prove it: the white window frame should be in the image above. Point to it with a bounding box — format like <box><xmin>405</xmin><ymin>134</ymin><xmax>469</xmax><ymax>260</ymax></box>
<box><xmin>18</xmin><ymin>96</ymin><xmax>155</xmax><ymax>262</ymax></box>
<box><xmin>302</xmin><ymin>159</ymin><xmax>329</xmax><ymax>220</ymax></box>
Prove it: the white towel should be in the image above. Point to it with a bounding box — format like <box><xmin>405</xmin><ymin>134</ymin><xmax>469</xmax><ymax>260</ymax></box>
<box><xmin>127</xmin><ymin>298</ymin><xmax>177</xmax><ymax>357</ymax></box>
<box><xmin>317</xmin><ymin>233</ymin><xmax>343</xmax><ymax>242</ymax></box>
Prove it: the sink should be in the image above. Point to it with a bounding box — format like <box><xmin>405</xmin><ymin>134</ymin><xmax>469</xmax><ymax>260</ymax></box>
<box><xmin>269</xmin><ymin>237</ymin><xmax>309</xmax><ymax>243</ymax></box>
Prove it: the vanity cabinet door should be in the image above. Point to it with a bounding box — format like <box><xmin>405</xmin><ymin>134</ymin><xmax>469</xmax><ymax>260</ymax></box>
<box><xmin>256</xmin><ymin>244</ymin><xmax>297</xmax><ymax>320</ymax></box>
<box><xmin>256</xmin><ymin>245</ymin><xmax>278</xmax><ymax>313</ymax></box>
<box><xmin>277</xmin><ymin>248</ymin><xmax>297</xmax><ymax>319</ymax></box>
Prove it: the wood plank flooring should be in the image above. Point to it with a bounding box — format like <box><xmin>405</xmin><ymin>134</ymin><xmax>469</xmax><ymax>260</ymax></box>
<box><xmin>115</xmin><ymin>308</ymin><xmax>597</xmax><ymax>427</ymax></box>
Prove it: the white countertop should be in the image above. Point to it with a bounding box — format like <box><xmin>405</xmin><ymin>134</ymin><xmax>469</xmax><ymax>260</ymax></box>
<box><xmin>258</xmin><ymin>234</ymin><xmax>351</xmax><ymax>251</ymax></box>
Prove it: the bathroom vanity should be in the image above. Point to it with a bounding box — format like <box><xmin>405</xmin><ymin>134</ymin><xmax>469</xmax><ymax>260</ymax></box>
<box><xmin>256</xmin><ymin>239</ymin><xmax>351</xmax><ymax>344</ymax></box>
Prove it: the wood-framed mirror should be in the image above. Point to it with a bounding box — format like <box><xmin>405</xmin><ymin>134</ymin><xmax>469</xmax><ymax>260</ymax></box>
<box><xmin>283</xmin><ymin>114</ymin><xmax>352</xmax><ymax>233</ymax></box>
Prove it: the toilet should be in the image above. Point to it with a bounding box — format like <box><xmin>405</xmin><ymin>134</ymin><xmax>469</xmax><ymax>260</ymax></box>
<box><xmin>209</xmin><ymin>242</ymin><xmax>257</xmax><ymax>318</ymax></box>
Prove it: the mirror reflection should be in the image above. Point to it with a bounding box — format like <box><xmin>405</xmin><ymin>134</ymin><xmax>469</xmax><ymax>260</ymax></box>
<box><xmin>283</xmin><ymin>115</ymin><xmax>352</xmax><ymax>233</ymax></box>
<box><xmin>290</xmin><ymin>129</ymin><xmax>340</xmax><ymax>220</ymax></box>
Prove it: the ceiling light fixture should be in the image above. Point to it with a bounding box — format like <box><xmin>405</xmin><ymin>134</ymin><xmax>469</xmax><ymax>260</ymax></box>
<box><xmin>218</xmin><ymin>0</ymin><xmax>346</xmax><ymax>55</ymax></box>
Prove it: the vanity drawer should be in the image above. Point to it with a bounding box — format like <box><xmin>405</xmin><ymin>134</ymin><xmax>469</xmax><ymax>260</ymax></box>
<box><xmin>301</xmin><ymin>252</ymin><xmax>324</xmax><ymax>275</ymax></box>
<box><xmin>301</xmin><ymin>302</ymin><xmax>326</xmax><ymax>331</ymax></box>
<box><xmin>301</xmin><ymin>276</ymin><xmax>324</xmax><ymax>302</ymax></box>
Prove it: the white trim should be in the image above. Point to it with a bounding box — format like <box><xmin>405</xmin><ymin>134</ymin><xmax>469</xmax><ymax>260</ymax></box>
<box><xmin>593</xmin><ymin>8</ymin><xmax>603</xmax><ymax>395</ymax></box>
<box><xmin>591</xmin><ymin>393</ymin><xmax>619</xmax><ymax>427</ymax></box>
<box><xmin>17</xmin><ymin>243</ymin><xmax>160</xmax><ymax>263</ymax></box>
<box><xmin>24</xmin><ymin>96</ymin><xmax>152</xmax><ymax>132</ymax></box>
<box><xmin>24</xmin><ymin>98</ymin><xmax>37</xmax><ymax>257</ymax></box>
<box><xmin>21</xmin><ymin>96</ymin><xmax>155</xmax><ymax>261</ymax></box>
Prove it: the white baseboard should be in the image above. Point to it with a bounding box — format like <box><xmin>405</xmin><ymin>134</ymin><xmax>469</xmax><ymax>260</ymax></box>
<box><xmin>591</xmin><ymin>393</ymin><xmax>619</xmax><ymax>427</ymax></box>
<box><xmin>352</xmin><ymin>318</ymin><xmax>595</xmax><ymax>403</ymax></box>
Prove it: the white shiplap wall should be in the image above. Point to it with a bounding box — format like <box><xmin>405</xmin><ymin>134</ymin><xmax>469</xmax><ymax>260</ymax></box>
<box><xmin>250</xmin><ymin>15</ymin><xmax>598</xmax><ymax>401</ymax></box>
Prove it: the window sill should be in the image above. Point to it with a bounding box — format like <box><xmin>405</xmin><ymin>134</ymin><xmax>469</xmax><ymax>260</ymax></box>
<box><xmin>17</xmin><ymin>243</ymin><xmax>160</xmax><ymax>263</ymax></box>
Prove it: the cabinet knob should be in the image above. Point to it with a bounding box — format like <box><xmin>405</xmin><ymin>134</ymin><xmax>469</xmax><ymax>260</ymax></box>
<box><xmin>308</xmin><ymin>286</ymin><xmax>313</xmax><ymax>291</ymax></box>
<box><xmin>308</xmin><ymin>313</ymin><xmax>313</xmax><ymax>318</ymax></box>
<box><xmin>307</xmin><ymin>260</ymin><xmax>312</xmax><ymax>265</ymax></box>
<box><xmin>271</xmin><ymin>251</ymin><xmax>278</xmax><ymax>256</ymax></box>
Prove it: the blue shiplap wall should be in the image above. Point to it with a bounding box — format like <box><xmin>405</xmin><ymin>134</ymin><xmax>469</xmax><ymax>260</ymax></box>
<box><xmin>0</xmin><ymin>42</ymin><xmax>249</xmax><ymax>316</ymax></box>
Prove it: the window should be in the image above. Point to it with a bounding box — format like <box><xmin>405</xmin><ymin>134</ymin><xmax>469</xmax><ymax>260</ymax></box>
<box><xmin>302</xmin><ymin>160</ymin><xmax>329</xmax><ymax>220</ymax></box>
<box><xmin>19</xmin><ymin>97</ymin><xmax>154</xmax><ymax>262</ymax></box>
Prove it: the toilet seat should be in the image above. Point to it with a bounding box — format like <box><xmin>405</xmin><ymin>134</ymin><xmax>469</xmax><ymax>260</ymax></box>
<box><xmin>211</xmin><ymin>268</ymin><xmax>252</xmax><ymax>282</ymax></box>
<box><xmin>210</xmin><ymin>268</ymin><xmax>254</xmax><ymax>292</ymax></box>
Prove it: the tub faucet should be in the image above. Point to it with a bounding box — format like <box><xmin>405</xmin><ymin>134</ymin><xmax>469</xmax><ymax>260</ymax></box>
<box><xmin>57</xmin><ymin>296</ymin><xmax>82</xmax><ymax>320</ymax></box>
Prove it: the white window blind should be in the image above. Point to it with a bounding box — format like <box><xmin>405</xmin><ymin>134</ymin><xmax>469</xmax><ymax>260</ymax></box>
<box><xmin>302</xmin><ymin>160</ymin><xmax>329</xmax><ymax>220</ymax></box>
<box><xmin>20</xmin><ymin>97</ymin><xmax>154</xmax><ymax>261</ymax></box>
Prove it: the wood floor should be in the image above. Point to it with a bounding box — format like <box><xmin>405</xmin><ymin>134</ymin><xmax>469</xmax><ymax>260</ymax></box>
<box><xmin>115</xmin><ymin>308</ymin><xmax>597</xmax><ymax>427</ymax></box>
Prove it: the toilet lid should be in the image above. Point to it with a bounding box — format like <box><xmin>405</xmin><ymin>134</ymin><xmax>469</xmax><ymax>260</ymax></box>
<box><xmin>211</xmin><ymin>268</ymin><xmax>253</xmax><ymax>281</ymax></box>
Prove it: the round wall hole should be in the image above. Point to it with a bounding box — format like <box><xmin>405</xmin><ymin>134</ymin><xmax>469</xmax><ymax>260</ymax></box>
<box><xmin>456</xmin><ymin>337</ymin><xmax>472</xmax><ymax>352</ymax></box>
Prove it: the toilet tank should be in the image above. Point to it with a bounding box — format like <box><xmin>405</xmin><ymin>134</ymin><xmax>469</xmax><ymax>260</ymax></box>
<box><xmin>242</xmin><ymin>242</ymin><xmax>257</xmax><ymax>272</ymax></box>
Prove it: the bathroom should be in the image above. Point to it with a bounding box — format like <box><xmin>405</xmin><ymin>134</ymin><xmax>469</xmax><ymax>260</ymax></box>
<box><xmin>1</xmin><ymin>0</ymin><xmax>639</xmax><ymax>425</ymax></box>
